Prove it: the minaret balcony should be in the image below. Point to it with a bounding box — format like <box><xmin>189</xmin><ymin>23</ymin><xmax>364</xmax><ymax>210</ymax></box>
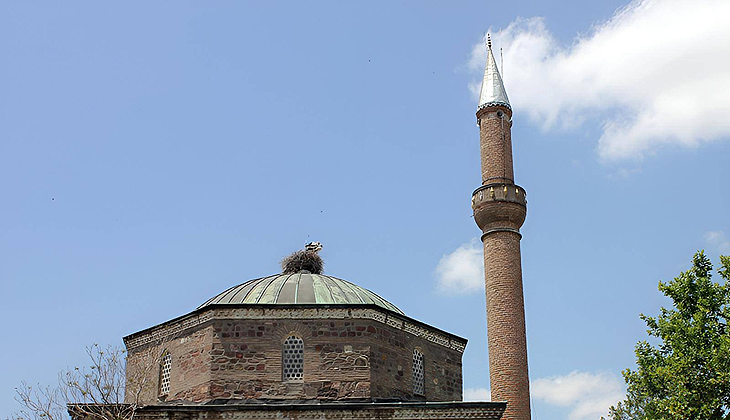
<box><xmin>472</xmin><ymin>183</ymin><xmax>527</xmax><ymax>209</ymax></box>
<box><xmin>472</xmin><ymin>183</ymin><xmax>527</xmax><ymax>234</ymax></box>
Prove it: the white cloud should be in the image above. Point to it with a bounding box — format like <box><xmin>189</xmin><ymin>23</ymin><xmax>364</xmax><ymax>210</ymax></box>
<box><xmin>532</xmin><ymin>371</ymin><xmax>624</xmax><ymax>420</ymax></box>
<box><xmin>705</xmin><ymin>230</ymin><xmax>730</xmax><ymax>254</ymax></box>
<box><xmin>435</xmin><ymin>239</ymin><xmax>484</xmax><ymax>294</ymax></box>
<box><xmin>463</xmin><ymin>387</ymin><xmax>490</xmax><ymax>401</ymax></box>
<box><xmin>468</xmin><ymin>0</ymin><xmax>730</xmax><ymax>161</ymax></box>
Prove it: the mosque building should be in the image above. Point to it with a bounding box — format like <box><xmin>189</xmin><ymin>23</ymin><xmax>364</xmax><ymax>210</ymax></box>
<box><xmin>78</xmin><ymin>36</ymin><xmax>530</xmax><ymax>420</ymax></box>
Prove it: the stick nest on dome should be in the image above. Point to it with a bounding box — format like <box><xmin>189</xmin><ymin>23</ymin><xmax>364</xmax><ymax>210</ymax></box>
<box><xmin>281</xmin><ymin>242</ymin><xmax>324</xmax><ymax>274</ymax></box>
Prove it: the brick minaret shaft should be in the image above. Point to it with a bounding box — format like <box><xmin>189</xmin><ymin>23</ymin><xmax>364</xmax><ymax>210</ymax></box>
<box><xmin>472</xmin><ymin>36</ymin><xmax>530</xmax><ymax>420</ymax></box>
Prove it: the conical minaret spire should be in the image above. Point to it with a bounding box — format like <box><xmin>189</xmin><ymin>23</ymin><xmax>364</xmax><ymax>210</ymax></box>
<box><xmin>472</xmin><ymin>34</ymin><xmax>531</xmax><ymax>420</ymax></box>
<box><xmin>478</xmin><ymin>35</ymin><xmax>510</xmax><ymax>111</ymax></box>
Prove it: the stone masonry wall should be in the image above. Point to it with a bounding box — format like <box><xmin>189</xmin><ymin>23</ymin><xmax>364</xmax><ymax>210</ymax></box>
<box><xmin>370</xmin><ymin>323</ymin><xmax>463</xmax><ymax>401</ymax></box>
<box><xmin>125</xmin><ymin>325</ymin><xmax>214</xmax><ymax>405</ymax></box>
<box><xmin>125</xmin><ymin>313</ymin><xmax>464</xmax><ymax>404</ymax></box>
<box><xmin>208</xmin><ymin>318</ymin><xmax>462</xmax><ymax>402</ymax></box>
<box><xmin>205</xmin><ymin>319</ymin><xmax>371</xmax><ymax>401</ymax></box>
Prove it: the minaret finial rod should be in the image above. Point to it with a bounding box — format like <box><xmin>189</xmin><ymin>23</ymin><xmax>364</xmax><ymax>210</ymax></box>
<box><xmin>477</xmin><ymin>32</ymin><xmax>510</xmax><ymax>112</ymax></box>
<box><xmin>500</xmin><ymin>47</ymin><xmax>504</xmax><ymax>79</ymax></box>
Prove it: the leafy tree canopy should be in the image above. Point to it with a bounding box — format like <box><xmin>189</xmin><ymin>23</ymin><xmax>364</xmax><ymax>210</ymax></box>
<box><xmin>608</xmin><ymin>251</ymin><xmax>730</xmax><ymax>420</ymax></box>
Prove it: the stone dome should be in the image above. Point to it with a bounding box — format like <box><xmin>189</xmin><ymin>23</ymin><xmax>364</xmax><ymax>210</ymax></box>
<box><xmin>198</xmin><ymin>272</ymin><xmax>404</xmax><ymax>315</ymax></box>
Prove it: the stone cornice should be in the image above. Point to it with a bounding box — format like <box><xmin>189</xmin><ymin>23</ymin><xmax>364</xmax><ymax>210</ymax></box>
<box><xmin>136</xmin><ymin>401</ymin><xmax>506</xmax><ymax>420</ymax></box>
<box><xmin>123</xmin><ymin>305</ymin><xmax>467</xmax><ymax>354</ymax></box>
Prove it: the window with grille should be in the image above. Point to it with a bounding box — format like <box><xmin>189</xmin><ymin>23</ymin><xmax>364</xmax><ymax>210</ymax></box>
<box><xmin>159</xmin><ymin>351</ymin><xmax>172</xmax><ymax>396</ymax></box>
<box><xmin>412</xmin><ymin>349</ymin><xmax>424</xmax><ymax>395</ymax></box>
<box><xmin>282</xmin><ymin>336</ymin><xmax>304</xmax><ymax>381</ymax></box>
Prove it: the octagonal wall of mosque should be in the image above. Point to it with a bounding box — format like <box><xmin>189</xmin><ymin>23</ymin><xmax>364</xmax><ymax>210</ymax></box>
<box><xmin>123</xmin><ymin>306</ymin><xmax>466</xmax><ymax>405</ymax></box>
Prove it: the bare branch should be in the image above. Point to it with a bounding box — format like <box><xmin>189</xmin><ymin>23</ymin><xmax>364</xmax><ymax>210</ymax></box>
<box><xmin>12</xmin><ymin>344</ymin><xmax>154</xmax><ymax>420</ymax></box>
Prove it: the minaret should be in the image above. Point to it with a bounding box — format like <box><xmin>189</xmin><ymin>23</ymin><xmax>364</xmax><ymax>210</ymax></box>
<box><xmin>471</xmin><ymin>35</ymin><xmax>531</xmax><ymax>420</ymax></box>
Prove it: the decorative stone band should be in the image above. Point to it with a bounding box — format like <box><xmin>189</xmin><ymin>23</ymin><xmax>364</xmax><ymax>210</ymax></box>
<box><xmin>481</xmin><ymin>227</ymin><xmax>522</xmax><ymax>241</ymax></box>
<box><xmin>477</xmin><ymin>101</ymin><xmax>511</xmax><ymax>112</ymax></box>
<box><xmin>129</xmin><ymin>401</ymin><xmax>506</xmax><ymax>420</ymax></box>
<box><xmin>472</xmin><ymin>183</ymin><xmax>527</xmax><ymax>209</ymax></box>
<box><xmin>123</xmin><ymin>305</ymin><xmax>468</xmax><ymax>354</ymax></box>
<box><xmin>123</xmin><ymin>311</ymin><xmax>216</xmax><ymax>351</ymax></box>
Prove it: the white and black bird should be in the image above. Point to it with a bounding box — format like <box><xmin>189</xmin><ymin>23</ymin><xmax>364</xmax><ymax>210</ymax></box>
<box><xmin>305</xmin><ymin>241</ymin><xmax>323</xmax><ymax>253</ymax></box>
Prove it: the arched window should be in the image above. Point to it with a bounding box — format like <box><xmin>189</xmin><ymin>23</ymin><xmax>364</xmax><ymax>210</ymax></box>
<box><xmin>282</xmin><ymin>335</ymin><xmax>304</xmax><ymax>381</ymax></box>
<box><xmin>412</xmin><ymin>349</ymin><xmax>424</xmax><ymax>395</ymax></box>
<box><xmin>159</xmin><ymin>350</ymin><xmax>172</xmax><ymax>396</ymax></box>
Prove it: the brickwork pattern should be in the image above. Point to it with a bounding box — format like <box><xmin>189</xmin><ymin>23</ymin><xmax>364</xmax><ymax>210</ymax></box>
<box><xmin>483</xmin><ymin>232</ymin><xmax>530</xmax><ymax>420</ymax></box>
<box><xmin>478</xmin><ymin>106</ymin><xmax>514</xmax><ymax>185</ymax></box>
<box><xmin>475</xmin><ymin>104</ymin><xmax>531</xmax><ymax>420</ymax></box>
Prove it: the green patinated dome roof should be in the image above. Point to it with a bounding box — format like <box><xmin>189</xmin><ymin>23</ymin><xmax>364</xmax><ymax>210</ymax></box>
<box><xmin>198</xmin><ymin>272</ymin><xmax>404</xmax><ymax>315</ymax></box>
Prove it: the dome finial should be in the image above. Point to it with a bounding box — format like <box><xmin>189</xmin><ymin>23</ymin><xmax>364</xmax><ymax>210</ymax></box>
<box><xmin>282</xmin><ymin>242</ymin><xmax>324</xmax><ymax>274</ymax></box>
<box><xmin>487</xmin><ymin>33</ymin><xmax>492</xmax><ymax>49</ymax></box>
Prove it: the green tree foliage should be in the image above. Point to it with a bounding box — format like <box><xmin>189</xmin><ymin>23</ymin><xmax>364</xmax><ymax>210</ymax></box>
<box><xmin>607</xmin><ymin>251</ymin><xmax>730</xmax><ymax>420</ymax></box>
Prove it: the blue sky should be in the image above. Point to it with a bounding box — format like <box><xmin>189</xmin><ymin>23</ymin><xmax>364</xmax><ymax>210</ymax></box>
<box><xmin>1</xmin><ymin>1</ymin><xmax>728</xmax><ymax>419</ymax></box>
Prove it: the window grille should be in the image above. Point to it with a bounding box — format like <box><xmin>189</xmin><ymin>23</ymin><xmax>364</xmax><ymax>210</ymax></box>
<box><xmin>412</xmin><ymin>349</ymin><xmax>424</xmax><ymax>395</ymax></box>
<box><xmin>159</xmin><ymin>351</ymin><xmax>172</xmax><ymax>395</ymax></box>
<box><xmin>282</xmin><ymin>336</ymin><xmax>304</xmax><ymax>381</ymax></box>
